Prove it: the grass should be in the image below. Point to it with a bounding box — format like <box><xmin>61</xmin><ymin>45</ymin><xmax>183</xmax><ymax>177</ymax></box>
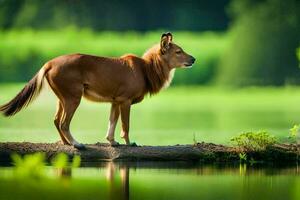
<box><xmin>1</xmin><ymin>84</ymin><xmax>300</xmax><ymax>145</ymax></box>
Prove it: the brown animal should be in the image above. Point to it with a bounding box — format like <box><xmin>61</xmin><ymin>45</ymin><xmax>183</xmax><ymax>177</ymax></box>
<box><xmin>0</xmin><ymin>32</ymin><xmax>195</xmax><ymax>149</ymax></box>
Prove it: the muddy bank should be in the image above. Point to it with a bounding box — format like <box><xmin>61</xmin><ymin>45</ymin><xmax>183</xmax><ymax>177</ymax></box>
<box><xmin>0</xmin><ymin>142</ymin><xmax>298</xmax><ymax>163</ymax></box>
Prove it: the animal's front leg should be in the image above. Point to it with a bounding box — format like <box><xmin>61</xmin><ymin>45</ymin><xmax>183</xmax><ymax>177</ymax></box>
<box><xmin>120</xmin><ymin>100</ymin><xmax>136</xmax><ymax>146</ymax></box>
<box><xmin>106</xmin><ymin>103</ymin><xmax>120</xmax><ymax>146</ymax></box>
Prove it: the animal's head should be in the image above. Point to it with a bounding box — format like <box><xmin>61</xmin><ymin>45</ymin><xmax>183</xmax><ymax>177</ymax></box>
<box><xmin>160</xmin><ymin>32</ymin><xmax>195</xmax><ymax>68</ymax></box>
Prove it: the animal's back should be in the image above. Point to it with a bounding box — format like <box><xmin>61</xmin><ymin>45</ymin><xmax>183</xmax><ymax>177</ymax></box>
<box><xmin>45</xmin><ymin>53</ymin><xmax>147</xmax><ymax>103</ymax></box>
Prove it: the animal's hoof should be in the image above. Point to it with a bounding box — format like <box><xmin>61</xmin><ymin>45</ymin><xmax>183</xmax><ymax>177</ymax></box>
<box><xmin>110</xmin><ymin>141</ymin><xmax>120</xmax><ymax>147</ymax></box>
<box><xmin>129</xmin><ymin>142</ymin><xmax>137</xmax><ymax>147</ymax></box>
<box><xmin>74</xmin><ymin>143</ymin><xmax>86</xmax><ymax>150</ymax></box>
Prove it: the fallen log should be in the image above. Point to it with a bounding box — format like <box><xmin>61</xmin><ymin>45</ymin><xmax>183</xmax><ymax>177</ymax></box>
<box><xmin>0</xmin><ymin>142</ymin><xmax>298</xmax><ymax>163</ymax></box>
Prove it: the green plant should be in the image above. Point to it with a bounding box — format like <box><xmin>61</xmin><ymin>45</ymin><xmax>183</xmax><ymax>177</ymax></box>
<box><xmin>11</xmin><ymin>153</ymin><xmax>46</xmax><ymax>179</ymax></box>
<box><xmin>289</xmin><ymin>124</ymin><xmax>299</xmax><ymax>142</ymax></box>
<box><xmin>192</xmin><ymin>133</ymin><xmax>198</xmax><ymax>145</ymax></box>
<box><xmin>239</xmin><ymin>152</ymin><xmax>247</xmax><ymax>163</ymax></box>
<box><xmin>231</xmin><ymin>131</ymin><xmax>277</xmax><ymax>151</ymax></box>
<box><xmin>249</xmin><ymin>157</ymin><xmax>258</xmax><ymax>165</ymax></box>
<box><xmin>289</xmin><ymin>124</ymin><xmax>300</xmax><ymax>162</ymax></box>
<box><xmin>11</xmin><ymin>152</ymin><xmax>81</xmax><ymax>179</ymax></box>
<box><xmin>51</xmin><ymin>153</ymin><xmax>81</xmax><ymax>169</ymax></box>
<box><xmin>0</xmin><ymin>30</ymin><xmax>227</xmax><ymax>85</ymax></box>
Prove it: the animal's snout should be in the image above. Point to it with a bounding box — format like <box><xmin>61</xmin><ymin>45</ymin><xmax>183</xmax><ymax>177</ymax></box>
<box><xmin>183</xmin><ymin>56</ymin><xmax>196</xmax><ymax>68</ymax></box>
<box><xmin>190</xmin><ymin>56</ymin><xmax>196</xmax><ymax>64</ymax></box>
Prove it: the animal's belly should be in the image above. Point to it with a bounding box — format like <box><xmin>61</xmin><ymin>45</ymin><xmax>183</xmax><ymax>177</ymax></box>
<box><xmin>83</xmin><ymin>89</ymin><xmax>114</xmax><ymax>102</ymax></box>
<box><xmin>83</xmin><ymin>85</ymin><xmax>145</xmax><ymax>104</ymax></box>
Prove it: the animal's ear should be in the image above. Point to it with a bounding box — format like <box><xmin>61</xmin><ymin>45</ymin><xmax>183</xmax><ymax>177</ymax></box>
<box><xmin>165</xmin><ymin>32</ymin><xmax>173</xmax><ymax>42</ymax></box>
<box><xmin>160</xmin><ymin>32</ymin><xmax>173</xmax><ymax>54</ymax></box>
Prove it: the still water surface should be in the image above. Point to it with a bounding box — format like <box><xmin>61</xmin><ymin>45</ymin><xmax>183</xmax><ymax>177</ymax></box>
<box><xmin>0</xmin><ymin>162</ymin><xmax>299</xmax><ymax>200</ymax></box>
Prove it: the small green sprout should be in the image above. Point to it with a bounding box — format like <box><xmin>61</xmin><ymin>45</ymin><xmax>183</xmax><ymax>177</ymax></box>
<box><xmin>193</xmin><ymin>133</ymin><xmax>198</xmax><ymax>145</ymax></box>
<box><xmin>289</xmin><ymin>124</ymin><xmax>299</xmax><ymax>142</ymax></box>
<box><xmin>239</xmin><ymin>152</ymin><xmax>247</xmax><ymax>163</ymax></box>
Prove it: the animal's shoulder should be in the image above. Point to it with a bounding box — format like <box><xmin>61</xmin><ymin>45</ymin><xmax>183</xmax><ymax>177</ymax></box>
<box><xmin>120</xmin><ymin>54</ymin><xmax>145</xmax><ymax>66</ymax></box>
<box><xmin>120</xmin><ymin>54</ymin><xmax>140</xmax><ymax>61</ymax></box>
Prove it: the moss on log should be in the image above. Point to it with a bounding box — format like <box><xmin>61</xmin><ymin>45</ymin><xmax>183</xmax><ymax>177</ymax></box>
<box><xmin>0</xmin><ymin>142</ymin><xmax>298</xmax><ymax>163</ymax></box>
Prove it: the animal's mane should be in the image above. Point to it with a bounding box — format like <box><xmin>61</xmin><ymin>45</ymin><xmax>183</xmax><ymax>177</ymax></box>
<box><xmin>142</xmin><ymin>44</ymin><xmax>174</xmax><ymax>95</ymax></box>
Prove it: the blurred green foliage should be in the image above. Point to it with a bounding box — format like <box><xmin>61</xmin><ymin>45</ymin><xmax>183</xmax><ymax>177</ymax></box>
<box><xmin>0</xmin><ymin>30</ymin><xmax>228</xmax><ymax>84</ymax></box>
<box><xmin>51</xmin><ymin>153</ymin><xmax>81</xmax><ymax>168</ymax></box>
<box><xmin>11</xmin><ymin>152</ymin><xmax>81</xmax><ymax>179</ymax></box>
<box><xmin>0</xmin><ymin>0</ymin><xmax>229</xmax><ymax>31</ymax></box>
<box><xmin>218</xmin><ymin>0</ymin><xmax>300</xmax><ymax>86</ymax></box>
<box><xmin>0</xmin><ymin>0</ymin><xmax>299</xmax><ymax>86</ymax></box>
<box><xmin>11</xmin><ymin>153</ymin><xmax>46</xmax><ymax>179</ymax></box>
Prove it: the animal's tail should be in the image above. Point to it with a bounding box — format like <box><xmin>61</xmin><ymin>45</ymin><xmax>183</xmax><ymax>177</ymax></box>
<box><xmin>0</xmin><ymin>68</ymin><xmax>46</xmax><ymax>117</ymax></box>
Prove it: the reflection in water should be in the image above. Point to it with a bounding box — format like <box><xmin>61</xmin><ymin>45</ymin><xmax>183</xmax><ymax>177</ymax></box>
<box><xmin>56</xmin><ymin>162</ymin><xmax>130</xmax><ymax>200</ymax></box>
<box><xmin>56</xmin><ymin>168</ymin><xmax>72</xmax><ymax>178</ymax></box>
<box><xmin>106</xmin><ymin>162</ymin><xmax>129</xmax><ymax>200</ymax></box>
<box><xmin>40</xmin><ymin>162</ymin><xmax>300</xmax><ymax>200</ymax></box>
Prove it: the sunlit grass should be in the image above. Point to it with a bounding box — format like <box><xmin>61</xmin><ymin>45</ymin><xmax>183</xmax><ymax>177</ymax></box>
<box><xmin>1</xmin><ymin>84</ymin><xmax>300</xmax><ymax>145</ymax></box>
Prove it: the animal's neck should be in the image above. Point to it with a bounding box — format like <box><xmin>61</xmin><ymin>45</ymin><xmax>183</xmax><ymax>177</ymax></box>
<box><xmin>142</xmin><ymin>53</ymin><xmax>173</xmax><ymax>95</ymax></box>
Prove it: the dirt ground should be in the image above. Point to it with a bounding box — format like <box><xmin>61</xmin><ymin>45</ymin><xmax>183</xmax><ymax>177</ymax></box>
<box><xmin>0</xmin><ymin>142</ymin><xmax>298</xmax><ymax>163</ymax></box>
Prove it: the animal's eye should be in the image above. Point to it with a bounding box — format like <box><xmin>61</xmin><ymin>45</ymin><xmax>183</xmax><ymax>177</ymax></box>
<box><xmin>176</xmin><ymin>50</ymin><xmax>181</xmax><ymax>54</ymax></box>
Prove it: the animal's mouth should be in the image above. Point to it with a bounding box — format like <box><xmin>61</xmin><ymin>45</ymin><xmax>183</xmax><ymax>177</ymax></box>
<box><xmin>183</xmin><ymin>63</ymin><xmax>193</xmax><ymax>68</ymax></box>
<box><xmin>182</xmin><ymin>57</ymin><xmax>196</xmax><ymax>68</ymax></box>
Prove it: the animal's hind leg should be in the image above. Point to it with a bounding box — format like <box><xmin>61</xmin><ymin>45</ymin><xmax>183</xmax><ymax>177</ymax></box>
<box><xmin>54</xmin><ymin>101</ymin><xmax>69</xmax><ymax>144</ymax></box>
<box><xmin>60</xmin><ymin>97</ymin><xmax>85</xmax><ymax>150</ymax></box>
<box><xmin>45</xmin><ymin>66</ymin><xmax>85</xmax><ymax>149</ymax></box>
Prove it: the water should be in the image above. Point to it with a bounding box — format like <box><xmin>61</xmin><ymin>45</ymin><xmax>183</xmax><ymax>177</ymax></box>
<box><xmin>0</xmin><ymin>162</ymin><xmax>299</xmax><ymax>200</ymax></box>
